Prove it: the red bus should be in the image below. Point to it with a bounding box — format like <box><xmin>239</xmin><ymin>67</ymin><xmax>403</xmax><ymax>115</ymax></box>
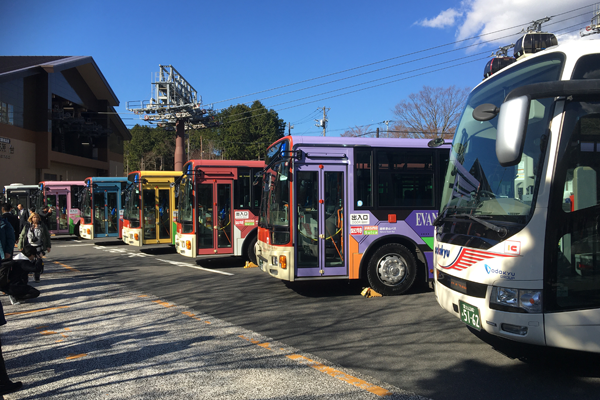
<box><xmin>175</xmin><ymin>160</ymin><xmax>265</xmax><ymax>263</ymax></box>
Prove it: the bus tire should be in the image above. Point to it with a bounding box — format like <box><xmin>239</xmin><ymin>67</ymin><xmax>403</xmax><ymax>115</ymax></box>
<box><xmin>367</xmin><ymin>243</ymin><xmax>417</xmax><ymax>296</ymax></box>
<box><xmin>246</xmin><ymin>235</ymin><xmax>257</xmax><ymax>265</ymax></box>
<box><xmin>75</xmin><ymin>222</ymin><xmax>81</xmax><ymax>238</ymax></box>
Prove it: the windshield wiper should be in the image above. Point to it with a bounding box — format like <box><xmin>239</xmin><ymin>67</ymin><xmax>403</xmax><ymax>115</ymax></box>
<box><xmin>452</xmin><ymin>213</ymin><xmax>508</xmax><ymax>237</ymax></box>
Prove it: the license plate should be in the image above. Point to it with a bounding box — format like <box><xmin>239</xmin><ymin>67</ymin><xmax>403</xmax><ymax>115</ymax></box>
<box><xmin>459</xmin><ymin>300</ymin><xmax>481</xmax><ymax>331</ymax></box>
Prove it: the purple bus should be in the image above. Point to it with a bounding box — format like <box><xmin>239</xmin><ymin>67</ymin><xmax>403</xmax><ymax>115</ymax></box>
<box><xmin>255</xmin><ymin>136</ymin><xmax>450</xmax><ymax>295</ymax></box>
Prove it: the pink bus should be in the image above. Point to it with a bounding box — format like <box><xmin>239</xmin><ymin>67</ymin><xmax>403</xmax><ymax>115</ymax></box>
<box><xmin>33</xmin><ymin>181</ymin><xmax>86</xmax><ymax>236</ymax></box>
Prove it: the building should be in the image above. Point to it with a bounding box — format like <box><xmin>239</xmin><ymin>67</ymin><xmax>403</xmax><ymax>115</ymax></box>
<box><xmin>0</xmin><ymin>56</ymin><xmax>131</xmax><ymax>188</ymax></box>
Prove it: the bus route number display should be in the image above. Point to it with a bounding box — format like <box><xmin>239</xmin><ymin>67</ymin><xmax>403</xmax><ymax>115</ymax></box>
<box><xmin>459</xmin><ymin>300</ymin><xmax>481</xmax><ymax>331</ymax></box>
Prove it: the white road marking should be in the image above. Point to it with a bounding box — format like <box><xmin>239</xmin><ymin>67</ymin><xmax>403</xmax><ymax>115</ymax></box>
<box><xmin>156</xmin><ymin>259</ymin><xmax>234</xmax><ymax>276</ymax></box>
<box><xmin>53</xmin><ymin>244</ymin><xmax>96</xmax><ymax>247</ymax></box>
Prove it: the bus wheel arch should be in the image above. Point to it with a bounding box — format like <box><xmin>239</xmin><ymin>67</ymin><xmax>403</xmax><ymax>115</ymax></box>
<box><xmin>243</xmin><ymin>230</ymin><xmax>258</xmax><ymax>265</ymax></box>
<box><xmin>364</xmin><ymin>239</ymin><xmax>419</xmax><ymax>296</ymax></box>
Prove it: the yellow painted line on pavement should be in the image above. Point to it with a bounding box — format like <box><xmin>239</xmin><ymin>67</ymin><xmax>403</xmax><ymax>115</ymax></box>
<box><xmin>239</xmin><ymin>335</ymin><xmax>392</xmax><ymax>397</ymax></box>
<box><xmin>181</xmin><ymin>311</ymin><xmax>211</xmax><ymax>324</ymax></box>
<box><xmin>66</xmin><ymin>354</ymin><xmax>87</xmax><ymax>360</ymax></box>
<box><xmin>6</xmin><ymin>306</ymin><xmax>69</xmax><ymax>316</ymax></box>
<box><xmin>152</xmin><ymin>300</ymin><xmax>176</xmax><ymax>308</ymax></box>
<box><xmin>287</xmin><ymin>354</ymin><xmax>392</xmax><ymax>397</ymax></box>
<box><xmin>53</xmin><ymin>261</ymin><xmax>80</xmax><ymax>272</ymax></box>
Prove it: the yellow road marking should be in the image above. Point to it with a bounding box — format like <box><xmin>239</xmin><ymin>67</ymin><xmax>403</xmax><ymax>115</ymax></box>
<box><xmin>181</xmin><ymin>311</ymin><xmax>211</xmax><ymax>324</ymax></box>
<box><xmin>152</xmin><ymin>300</ymin><xmax>175</xmax><ymax>308</ymax></box>
<box><xmin>66</xmin><ymin>354</ymin><xmax>87</xmax><ymax>360</ymax></box>
<box><xmin>287</xmin><ymin>354</ymin><xmax>392</xmax><ymax>396</ymax></box>
<box><xmin>53</xmin><ymin>261</ymin><xmax>80</xmax><ymax>272</ymax></box>
<box><xmin>6</xmin><ymin>306</ymin><xmax>69</xmax><ymax>316</ymax></box>
<box><xmin>239</xmin><ymin>335</ymin><xmax>392</xmax><ymax>397</ymax></box>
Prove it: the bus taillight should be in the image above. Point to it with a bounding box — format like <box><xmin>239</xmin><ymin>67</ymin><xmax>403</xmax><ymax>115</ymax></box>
<box><xmin>279</xmin><ymin>255</ymin><xmax>287</xmax><ymax>269</ymax></box>
<box><xmin>134</xmin><ymin>233</ymin><xmax>139</xmax><ymax>241</ymax></box>
<box><xmin>186</xmin><ymin>240</ymin><xmax>191</xmax><ymax>250</ymax></box>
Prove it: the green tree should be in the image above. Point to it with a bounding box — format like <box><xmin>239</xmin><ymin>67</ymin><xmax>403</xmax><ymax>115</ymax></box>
<box><xmin>124</xmin><ymin>125</ymin><xmax>175</xmax><ymax>172</ymax></box>
<box><xmin>210</xmin><ymin>101</ymin><xmax>285</xmax><ymax>160</ymax></box>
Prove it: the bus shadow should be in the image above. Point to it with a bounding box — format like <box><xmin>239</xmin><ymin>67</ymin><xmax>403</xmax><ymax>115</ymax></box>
<box><xmin>93</xmin><ymin>239</ymin><xmax>127</xmax><ymax>247</ymax></box>
<box><xmin>195</xmin><ymin>256</ymin><xmax>246</xmax><ymax>269</ymax></box>
<box><xmin>283</xmin><ymin>279</ymin><xmax>433</xmax><ymax>298</ymax></box>
<box><xmin>141</xmin><ymin>247</ymin><xmax>177</xmax><ymax>255</ymax></box>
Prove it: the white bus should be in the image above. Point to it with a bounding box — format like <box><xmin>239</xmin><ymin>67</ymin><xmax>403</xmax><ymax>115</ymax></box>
<box><xmin>434</xmin><ymin>36</ymin><xmax>600</xmax><ymax>353</ymax></box>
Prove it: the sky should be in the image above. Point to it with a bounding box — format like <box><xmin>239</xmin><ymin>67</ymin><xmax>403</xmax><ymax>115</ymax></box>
<box><xmin>1</xmin><ymin>0</ymin><xmax>598</xmax><ymax>137</ymax></box>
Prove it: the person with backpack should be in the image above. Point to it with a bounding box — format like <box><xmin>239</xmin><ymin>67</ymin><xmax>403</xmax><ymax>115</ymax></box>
<box><xmin>17</xmin><ymin>212</ymin><xmax>51</xmax><ymax>282</ymax></box>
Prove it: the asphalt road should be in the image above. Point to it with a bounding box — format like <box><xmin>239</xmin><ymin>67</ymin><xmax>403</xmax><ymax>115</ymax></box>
<box><xmin>48</xmin><ymin>237</ymin><xmax>600</xmax><ymax>400</ymax></box>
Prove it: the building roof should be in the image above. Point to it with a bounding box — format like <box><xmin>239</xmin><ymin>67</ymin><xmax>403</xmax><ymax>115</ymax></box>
<box><xmin>0</xmin><ymin>56</ymin><xmax>130</xmax><ymax>140</ymax></box>
<box><xmin>0</xmin><ymin>56</ymin><xmax>70</xmax><ymax>74</ymax></box>
<box><xmin>0</xmin><ymin>56</ymin><xmax>120</xmax><ymax>107</ymax></box>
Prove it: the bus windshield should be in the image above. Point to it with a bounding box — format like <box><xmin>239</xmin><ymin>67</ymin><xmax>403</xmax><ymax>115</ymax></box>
<box><xmin>178</xmin><ymin>175</ymin><xmax>194</xmax><ymax>233</ymax></box>
<box><xmin>439</xmin><ymin>53</ymin><xmax>564</xmax><ymax>231</ymax></box>
<box><xmin>80</xmin><ymin>186</ymin><xmax>92</xmax><ymax>224</ymax></box>
<box><xmin>124</xmin><ymin>179</ymin><xmax>141</xmax><ymax>226</ymax></box>
<box><xmin>259</xmin><ymin>158</ymin><xmax>291</xmax><ymax>244</ymax></box>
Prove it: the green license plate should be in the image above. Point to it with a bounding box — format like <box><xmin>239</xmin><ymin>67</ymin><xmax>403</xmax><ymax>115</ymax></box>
<box><xmin>459</xmin><ymin>300</ymin><xmax>481</xmax><ymax>331</ymax></box>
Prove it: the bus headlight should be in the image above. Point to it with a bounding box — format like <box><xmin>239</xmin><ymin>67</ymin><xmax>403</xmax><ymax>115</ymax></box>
<box><xmin>490</xmin><ymin>286</ymin><xmax>542</xmax><ymax>313</ymax></box>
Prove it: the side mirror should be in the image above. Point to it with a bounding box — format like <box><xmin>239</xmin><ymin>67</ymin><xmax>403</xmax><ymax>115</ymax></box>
<box><xmin>496</xmin><ymin>95</ymin><xmax>530</xmax><ymax>167</ymax></box>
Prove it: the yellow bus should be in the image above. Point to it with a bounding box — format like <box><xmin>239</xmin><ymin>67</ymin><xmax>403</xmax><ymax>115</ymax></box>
<box><xmin>122</xmin><ymin>171</ymin><xmax>182</xmax><ymax>246</ymax></box>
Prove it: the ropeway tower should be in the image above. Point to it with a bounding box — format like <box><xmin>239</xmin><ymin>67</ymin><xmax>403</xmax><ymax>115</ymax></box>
<box><xmin>127</xmin><ymin>65</ymin><xmax>217</xmax><ymax>171</ymax></box>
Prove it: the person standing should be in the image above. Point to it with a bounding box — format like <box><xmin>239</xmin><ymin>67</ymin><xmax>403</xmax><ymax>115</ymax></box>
<box><xmin>0</xmin><ymin>204</ymin><xmax>18</xmax><ymax>242</ymax></box>
<box><xmin>0</xmin><ymin>292</ymin><xmax>22</xmax><ymax>395</ymax></box>
<box><xmin>17</xmin><ymin>204</ymin><xmax>29</xmax><ymax>234</ymax></box>
<box><xmin>38</xmin><ymin>206</ymin><xmax>51</xmax><ymax>230</ymax></box>
<box><xmin>17</xmin><ymin>213</ymin><xmax>51</xmax><ymax>282</ymax></box>
<box><xmin>0</xmin><ymin>219</ymin><xmax>23</xmax><ymax>394</ymax></box>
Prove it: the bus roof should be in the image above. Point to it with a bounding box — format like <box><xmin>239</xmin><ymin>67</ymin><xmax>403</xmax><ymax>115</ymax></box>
<box><xmin>85</xmin><ymin>177</ymin><xmax>129</xmax><ymax>183</ymax></box>
<box><xmin>474</xmin><ymin>39</ymin><xmax>600</xmax><ymax>91</ymax></box>
<box><xmin>186</xmin><ymin>160</ymin><xmax>265</xmax><ymax>169</ymax></box>
<box><xmin>39</xmin><ymin>181</ymin><xmax>85</xmax><ymax>186</ymax></box>
<box><xmin>271</xmin><ymin>135</ymin><xmax>451</xmax><ymax>150</ymax></box>
<box><xmin>127</xmin><ymin>171</ymin><xmax>183</xmax><ymax>178</ymax></box>
<box><xmin>4</xmin><ymin>184</ymin><xmax>39</xmax><ymax>190</ymax></box>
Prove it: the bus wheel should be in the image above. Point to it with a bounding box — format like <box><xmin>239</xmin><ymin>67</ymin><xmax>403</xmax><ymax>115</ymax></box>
<box><xmin>246</xmin><ymin>235</ymin><xmax>257</xmax><ymax>265</ymax></box>
<box><xmin>367</xmin><ymin>243</ymin><xmax>416</xmax><ymax>296</ymax></box>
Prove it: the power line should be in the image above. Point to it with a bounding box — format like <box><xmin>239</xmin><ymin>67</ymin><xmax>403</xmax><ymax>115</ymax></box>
<box><xmin>206</xmin><ymin>2</ymin><xmax>598</xmax><ymax>107</ymax></box>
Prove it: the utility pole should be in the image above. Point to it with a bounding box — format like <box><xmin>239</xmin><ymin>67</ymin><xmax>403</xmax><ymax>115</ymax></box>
<box><xmin>384</xmin><ymin>120</ymin><xmax>391</xmax><ymax>137</ymax></box>
<box><xmin>315</xmin><ymin>107</ymin><xmax>330</xmax><ymax>137</ymax></box>
<box><xmin>376</xmin><ymin>128</ymin><xmax>379</xmax><ymax>138</ymax></box>
<box><xmin>288</xmin><ymin>122</ymin><xmax>294</xmax><ymax>136</ymax></box>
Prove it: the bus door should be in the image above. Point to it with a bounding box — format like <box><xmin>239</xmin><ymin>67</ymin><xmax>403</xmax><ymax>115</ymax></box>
<box><xmin>45</xmin><ymin>192</ymin><xmax>69</xmax><ymax>233</ymax></box>
<box><xmin>93</xmin><ymin>187</ymin><xmax>120</xmax><ymax>237</ymax></box>
<box><xmin>195</xmin><ymin>178</ymin><xmax>233</xmax><ymax>256</ymax></box>
<box><xmin>295</xmin><ymin>162</ymin><xmax>346</xmax><ymax>277</ymax></box>
<box><xmin>142</xmin><ymin>186</ymin><xmax>172</xmax><ymax>244</ymax></box>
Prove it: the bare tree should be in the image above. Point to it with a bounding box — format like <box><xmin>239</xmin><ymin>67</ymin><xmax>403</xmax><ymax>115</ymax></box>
<box><xmin>391</xmin><ymin>85</ymin><xmax>470</xmax><ymax>140</ymax></box>
<box><xmin>341</xmin><ymin>125</ymin><xmax>373</xmax><ymax>138</ymax></box>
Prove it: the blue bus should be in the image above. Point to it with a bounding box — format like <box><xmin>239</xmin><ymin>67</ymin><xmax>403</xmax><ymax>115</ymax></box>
<box><xmin>79</xmin><ymin>177</ymin><xmax>129</xmax><ymax>239</ymax></box>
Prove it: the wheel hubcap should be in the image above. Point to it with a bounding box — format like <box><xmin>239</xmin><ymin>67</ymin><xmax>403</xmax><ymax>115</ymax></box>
<box><xmin>378</xmin><ymin>254</ymin><xmax>406</xmax><ymax>285</ymax></box>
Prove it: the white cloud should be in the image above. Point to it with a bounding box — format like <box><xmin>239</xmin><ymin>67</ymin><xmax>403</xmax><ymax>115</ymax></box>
<box><xmin>419</xmin><ymin>0</ymin><xmax>596</xmax><ymax>50</ymax></box>
<box><xmin>416</xmin><ymin>8</ymin><xmax>462</xmax><ymax>28</ymax></box>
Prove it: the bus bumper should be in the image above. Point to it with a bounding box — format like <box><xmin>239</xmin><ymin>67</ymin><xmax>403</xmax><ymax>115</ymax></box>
<box><xmin>122</xmin><ymin>227</ymin><xmax>142</xmax><ymax>246</ymax></box>
<box><xmin>255</xmin><ymin>241</ymin><xmax>293</xmax><ymax>281</ymax></box>
<box><xmin>435</xmin><ymin>274</ymin><xmax>546</xmax><ymax>347</ymax></box>
<box><xmin>80</xmin><ymin>224</ymin><xmax>93</xmax><ymax>240</ymax></box>
<box><xmin>175</xmin><ymin>232</ymin><xmax>196</xmax><ymax>258</ymax></box>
